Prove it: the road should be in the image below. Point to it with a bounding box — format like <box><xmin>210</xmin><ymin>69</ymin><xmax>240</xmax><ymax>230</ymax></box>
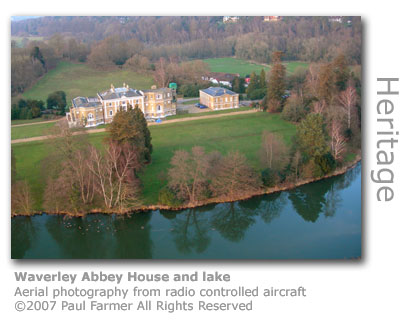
<box><xmin>11</xmin><ymin>109</ymin><xmax>258</xmax><ymax>144</ymax></box>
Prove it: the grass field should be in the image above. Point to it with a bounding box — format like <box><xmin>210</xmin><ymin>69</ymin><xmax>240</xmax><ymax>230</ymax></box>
<box><xmin>22</xmin><ymin>61</ymin><xmax>155</xmax><ymax>103</ymax></box>
<box><xmin>11</xmin><ymin>122</ymin><xmax>57</xmax><ymax>140</ymax></box>
<box><xmin>166</xmin><ymin>106</ymin><xmax>252</xmax><ymax>120</ymax></box>
<box><xmin>11</xmin><ymin>117</ymin><xmax>62</xmax><ymax>126</ymax></box>
<box><xmin>12</xmin><ymin>112</ymin><xmax>296</xmax><ymax>209</ymax></box>
<box><xmin>202</xmin><ymin>57</ymin><xmax>309</xmax><ymax>77</ymax></box>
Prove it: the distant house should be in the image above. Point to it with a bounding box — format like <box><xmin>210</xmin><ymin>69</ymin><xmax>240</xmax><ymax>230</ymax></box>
<box><xmin>328</xmin><ymin>16</ymin><xmax>343</xmax><ymax>23</ymax></box>
<box><xmin>199</xmin><ymin>87</ymin><xmax>239</xmax><ymax>110</ymax></box>
<box><xmin>202</xmin><ymin>72</ymin><xmax>240</xmax><ymax>87</ymax></box>
<box><xmin>263</xmin><ymin>16</ymin><xmax>281</xmax><ymax>22</ymax></box>
<box><xmin>223</xmin><ymin>16</ymin><xmax>239</xmax><ymax>23</ymax></box>
<box><xmin>66</xmin><ymin>83</ymin><xmax>176</xmax><ymax>127</ymax></box>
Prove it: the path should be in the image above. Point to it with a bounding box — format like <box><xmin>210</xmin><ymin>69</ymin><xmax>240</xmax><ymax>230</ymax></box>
<box><xmin>11</xmin><ymin>109</ymin><xmax>258</xmax><ymax>144</ymax></box>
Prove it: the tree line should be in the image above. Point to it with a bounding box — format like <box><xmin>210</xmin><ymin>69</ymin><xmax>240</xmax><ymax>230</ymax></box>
<box><xmin>11</xmin><ymin>16</ymin><xmax>361</xmax><ymax>97</ymax></box>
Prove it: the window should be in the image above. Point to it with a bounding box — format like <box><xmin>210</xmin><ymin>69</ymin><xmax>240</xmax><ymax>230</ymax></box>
<box><xmin>157</xmin><ymin>105</ymin><xmax>161</xmax><ymax>111</ymax></box>
<box><xmin>88</xmin><ymin>113</ymin><xmax>94</xmax><ymax>120</ymax></box>
<box><xmin>109</xmin><ymin>110</ymin><xmax>113</xmax><ymax>116</ymax></box>
<box><xmin>225</xmin><ymin>97</ymin><xmax>228</xmax><ymax>102</ymax></box>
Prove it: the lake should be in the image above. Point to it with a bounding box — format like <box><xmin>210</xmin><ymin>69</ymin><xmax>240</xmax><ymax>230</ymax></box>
<box><xmin>11</xmin><ymin>163</ymin><xmax>361</xmax><ymax>259</ymax></box>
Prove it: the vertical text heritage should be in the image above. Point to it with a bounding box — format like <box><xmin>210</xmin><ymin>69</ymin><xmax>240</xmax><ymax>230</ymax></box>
<box><xmin>371</xmin><ymin>78</ymin><xmax>399</xmax><ymax>201</ymax></box>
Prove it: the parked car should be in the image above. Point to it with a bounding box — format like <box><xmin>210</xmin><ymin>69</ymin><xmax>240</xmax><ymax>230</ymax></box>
<box><xmin>195</xmin><ymin>103</ymin><xmax>207</xmax><ymax>109</ymax></box>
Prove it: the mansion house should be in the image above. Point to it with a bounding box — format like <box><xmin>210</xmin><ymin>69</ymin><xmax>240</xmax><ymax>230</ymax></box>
<box><xmin>66</xmin><ymin>83</ymin><xmax>177</xmax><ymax>127</ymax></box>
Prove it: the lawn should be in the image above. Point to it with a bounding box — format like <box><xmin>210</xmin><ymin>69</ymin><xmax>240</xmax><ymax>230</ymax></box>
<box><xmin>166</xmin><ymin>106</ymin><xmax>252</xmax><ymax>120</ymax></box>
<box><xmin>11</xmin><ymin>117</ymin><xmax>62</xmax><ymax>126</ymax></box>
<box><xmin>22</xmin><ymin>61</ymin><xmax>155</xmax><ymax>103</ymax></box>
<box><xmin>12</xmin><ymin>112</ymin><xmax>296</xmax><ymax>209</ymax></box>
<box><xmin>202</xmin><ymin>57</ymin><xmax>309</xmax><ymax>77</ymax></box>
<box><xmin>11</xmin><ymin>122</ymin><xmax>57</xmax><ymax>140</ymax></box>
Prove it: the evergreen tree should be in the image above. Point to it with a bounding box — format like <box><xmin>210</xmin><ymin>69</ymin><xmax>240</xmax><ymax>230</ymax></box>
<box><xmin>259</xmin><ymin>68</ymin><xmax>267</xmax><ymax>88</ymax></box>
<box><xmin>108</xmin><ymin>106</ymin><xmax>153</xmax><ymax>163</ymax></box>
<box><xmin>296</xmin><ymin>113</ymin><xmax>329</xmax><ymax>159</ymax></box>
<box><xmin>267</xmin><ymin>51</ymin><xmax>286</xmax><ymax>112</ymax></box>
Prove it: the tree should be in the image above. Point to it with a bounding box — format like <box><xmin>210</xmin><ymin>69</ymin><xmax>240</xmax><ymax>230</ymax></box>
<box><xmin>211</xmin><ymin>150</ymin><xmax>261</xmax><ymax>199</ymax></box>
<box><xmin>246</xmin><ymin>71</ymin><xmax>259</xmax><ymax>94</ymax></box>
<box><xmin>332</xmin><ymin>54</ymin><xmax>349</xmax><ymax>91</ymax></box>
<box><xmin>259</xmin><ymin>68</ymin><xmax>267</xmax><ymax>88</ymax></box>
<box><xmin>281</xmin><ymin>92</ymin><xmax>307</xmax><ymax>122</ymax></box>
<box><xmin>260</xmin><ymin>131</ymin><xmax>289</xmax><ymax>172</ymax></box>
<box><xmin>47</xmin><ymin>91</ymin><xmax>66</xmax><ymax>115</ymax></box>
<box><xmin>168</xmin><ymin>146</ymin><xmax>210</xmax><ymax>204</ymax></box>
<box><xmin>154</xmin><ymin>57</ymin><xmax>169</xmax><ymax>88</ymax></box>
<box><xmin>88</xmin><ymin>141</ymin><xmax>140</xmax><ymax>211</ymax></box>
<box><xmin>11</xmin><ymin>181</ymin><xmax>34</xmax><ymax>215</ymax></box>
<box><xmin>330</xmin><ymin>119</ymin><xmax>347</xmax><ymax>161</ymax></box>
<box><xmin>338</xmin><ymin>85</ymin><xmax>357</xmax><ymax>129</ymax></box>
<box><xmin>232</xmin><ymin>77</ymin><xmax>246</xmax><ymax>94</ymax></box>
<box><xmin>296</xmin><ymin>113</ymin><xmax>329</xmax><ymax>159</ymax></box>
<box><xmin>266</xmin><ymin>51</ymin><xmax>286</xmax><ymax>112</ymax></box>
<box><xmin>108</xmin><ymin>107</ymin><xmax>153</xmax><ymax>163</ymax></box>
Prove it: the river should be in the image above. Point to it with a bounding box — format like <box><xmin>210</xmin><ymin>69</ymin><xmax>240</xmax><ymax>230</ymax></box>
<box><xmin>11</xmin><ymin>163</ymin><xmax>361</xmax><ymax>259</ymax></box>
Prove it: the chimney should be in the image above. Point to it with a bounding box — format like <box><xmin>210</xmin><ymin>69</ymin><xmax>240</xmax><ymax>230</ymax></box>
<box><xmin>151</xmin><ymin>85</ymin><xmax>157</xmax><ymax>90</ymax></box>
<box><xmin>110</xmin><ymin>84</ymin><xmax>115</xmax><ymax>92</ymax></box>
<box><xmin>123</xmin><ymin>82</ymin><xmax>126</xmax><ymax>88</ymax></box>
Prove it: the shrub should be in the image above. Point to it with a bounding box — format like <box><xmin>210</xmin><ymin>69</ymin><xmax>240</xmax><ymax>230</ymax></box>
<box><xmin>158</xmin><ymin>187</ymin><xmax>182</xmax><ymax>207</ymax></box>
<box><xmin>314</xmin><ymin>153</ymin><xmax>336</xmax><ymax>176</ymax></box>
<box><xmin>281</xmin><ymin>100</ymin><xmax>307</xmax><ymax>122</ymax></box>
<box><xmin>261</xmin><ymin>168</ymin><xmax>276</xmax><ymax>187</ymax></box>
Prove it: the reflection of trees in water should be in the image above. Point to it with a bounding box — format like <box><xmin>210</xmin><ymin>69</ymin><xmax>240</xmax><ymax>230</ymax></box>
<box><xmin>256</xmin><ymin>193</ymin><xmax>287</xmax><ymax>223</ymax></box>
<box><xmin>11</xmin><ymin>216</ymin><xmax>36</xmax><ymax>259</ymax></box>
<box><xmin>113</xmin><ymin>212</ymin><xmax>153</xmax><ymax>259</ymax></box>
<box><xmin>211</xmin><ymin>202</ymin><xmax>257</xmax><ymax>242</ymax></box>
<box><xmin>45</xmin><ymin>215</ymin><xmax>116</xmax><ymax>258</ymax></box>
<box><xmin>45</xmin><ymin>213</ymin><xmax>153</xmax><ymax>258</ymax></box>
<box><xmin>170</xmin><ymin>208</ymin><xmax>211</xmax><ymax>254</ymax></box>
<box><xmin>289</xmin><ymin>163</ymin><xmax>360</xmax><ymax>222</ymax></box>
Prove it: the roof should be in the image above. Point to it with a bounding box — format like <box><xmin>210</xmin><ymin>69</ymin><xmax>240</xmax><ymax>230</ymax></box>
<box><xmin>72</xmin><ymin>97</ymin><xmax>102</xmax><ymax>108</ymax></box>
<box><xmin>200</xmin><ymin>87</ymin><xmax>238</xmax><ymax>96</ymax></box>
<box><xmin>98</xmin><ymin>87</ymin><xmax>142</xmax><ymax>100</ymax></box>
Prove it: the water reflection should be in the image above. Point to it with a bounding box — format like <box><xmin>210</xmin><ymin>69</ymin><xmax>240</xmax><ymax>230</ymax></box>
<box><xmin>11</xmin><ymin>217</ymin><xmax>36</xmax><ymax>259</ymax></box>
<box><xmin>11</xmin><ymin>163</ymin><xmax>361</xmax><ymax>259</ymax></box>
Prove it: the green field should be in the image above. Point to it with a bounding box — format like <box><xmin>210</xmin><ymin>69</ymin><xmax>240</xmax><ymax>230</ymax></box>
<box><xmin>12</xmin><ymin>112</ymin><xmax>296</xmax><ymax>209</ymax></box>
<box><xmin>166</xmin><ymin>106</ymin><xmax>252</xmax><ymax>120</ymax></box>
<box><xmin>202</xmin><ymin>57</ymin><xmax>309</xmax><ymax>77</ymax></box>
<box><xmin>22</xmin><ymin>61</ymin><xmax>155</xmax><ymax>103</ymax></box>
<box><xmin>11</xmin><ymin>117</ymin><xmax>62</xmax><ymax>126</ymax></box>
<box><xmin>11</xmin><ymin>122</ymin><xmax>57</xmax><ymax>140</ymax></box>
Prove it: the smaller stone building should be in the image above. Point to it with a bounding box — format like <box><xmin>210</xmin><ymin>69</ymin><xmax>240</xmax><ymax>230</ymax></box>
<box><xmin>199</xmin><ymin>87</ymin><xmax>239</xmax><ymax>110</ymax></box>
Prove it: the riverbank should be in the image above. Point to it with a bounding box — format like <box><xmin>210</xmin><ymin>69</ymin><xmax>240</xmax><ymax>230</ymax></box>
<box><xmin>11</xmin><ymin>154</ymin><xmax>361</xmax><ymax>218</ymax></box>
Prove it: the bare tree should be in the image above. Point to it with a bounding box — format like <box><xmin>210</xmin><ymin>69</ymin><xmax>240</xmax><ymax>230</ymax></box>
<box><xmin>211</xmin><ymin>151</ymin><xmax>261</xmax><ymax>199</ymax></box>
<box><xmin>260</xmin><ymin>131</ymin><xmax>289</xmax><ymax>172</ymax></box>
<box><xmin>11</xmin><ymin>180</ymin><xmax>34</xmax><ymax>215</ymax></box>
<box><xmin>291</xmin><ymin>150</ymin><xmax>302</xmax><ymax>182</ymax></box>
<box><xmin>88</xmin><ymin>141</ymin><xmax>139</xmax><ymax>211</ymax></box>
<box><xmin>338</xmin><ymin>85</ymin><xmax>357</xmax><ymax>129</ymax></box>
<box><xmin>330</xmin><ymin>119</ymin><xmax>347</xmax><ymax>161</ymax></box>
<box><xmin>168</xmin><ymin>146</ymin><xmax>210</xmax><ymax>204</ymax></box>
<box><xmin>154</xmin><ymin>57</ymin><xmax>169</xmax><ymax>88</ymax></box>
